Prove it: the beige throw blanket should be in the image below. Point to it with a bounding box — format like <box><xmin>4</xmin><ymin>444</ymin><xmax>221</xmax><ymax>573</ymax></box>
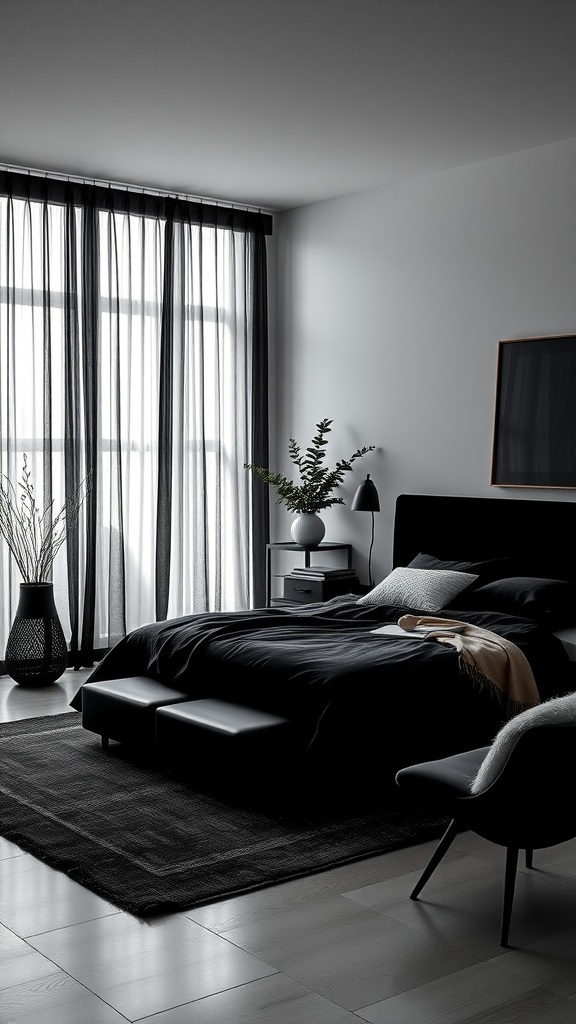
<box><xmin>398</xmin><ymin>614</ymin><xmax>540</xmax><ymax>713</ymax></box>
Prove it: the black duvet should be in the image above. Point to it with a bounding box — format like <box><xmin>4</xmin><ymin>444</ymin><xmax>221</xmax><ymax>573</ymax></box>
<box><xmin>70</xmin><ymin>596</ymin><xmax>574</xmax><ymax>782</ymax></box>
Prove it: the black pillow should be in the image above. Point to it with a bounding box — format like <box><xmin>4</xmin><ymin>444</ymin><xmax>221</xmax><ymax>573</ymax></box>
<box><xmin>408</xmin><ymin>552</ymin><xmax>510</xmax><ymax>583</ymax></box>
<box><xmin>454</xmin><ymin>576</ymin><xmax>576</xmax><ymax>628</ymax></box>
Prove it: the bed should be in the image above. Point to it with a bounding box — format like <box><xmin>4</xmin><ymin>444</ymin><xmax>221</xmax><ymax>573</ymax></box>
<box><xmin>70</xmin><ymin>493</ymin><xmax>576</xmax><ymax>790</ymax></box>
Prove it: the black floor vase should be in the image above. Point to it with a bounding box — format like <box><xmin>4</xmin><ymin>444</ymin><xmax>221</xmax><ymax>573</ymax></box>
<box><xmin>4</xmin><ymin>582</ymin><xmax>68</xmax><ymax>686</ymax></box>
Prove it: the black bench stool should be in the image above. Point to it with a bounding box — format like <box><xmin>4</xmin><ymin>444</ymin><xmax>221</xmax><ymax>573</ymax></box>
<box><xmin>81</xmin><ymin>677</ymin><xmax>190</xmax><ymax>750</ymax></box>
<box><xmin>155</xmin><ymin>698</ymin><xmax>293</xmax><ymax>782</ymax></box>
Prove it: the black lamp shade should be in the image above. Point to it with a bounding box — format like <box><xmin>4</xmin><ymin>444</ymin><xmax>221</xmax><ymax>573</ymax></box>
<box><xmin>351</xmin><ymin>474</ymin><xmax>380</xmax><ymax>512</ymax></box>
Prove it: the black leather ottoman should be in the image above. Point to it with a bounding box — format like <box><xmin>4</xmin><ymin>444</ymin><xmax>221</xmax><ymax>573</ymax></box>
<box><xmin>155</xmin><ymin>698</ymin><xmax>293</xmax><ymax>782</ymax></box>
<box><xmin>81</xmin><ymin>676</ymin><xmax>190</xmax><ymax>750</ymax></box>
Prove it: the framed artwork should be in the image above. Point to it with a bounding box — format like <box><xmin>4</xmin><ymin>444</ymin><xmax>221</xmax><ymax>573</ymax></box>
<box><xmin>491</xmin><ymin>334</ymin><xmax>576</xmax><ymax>488</ymax></box>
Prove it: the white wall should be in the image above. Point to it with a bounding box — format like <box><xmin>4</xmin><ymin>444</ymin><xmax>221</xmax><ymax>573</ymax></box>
<box><xmin>272</xmin><ymin>137</ymin><xmax>576</xmax><ymax>587</ymax></box>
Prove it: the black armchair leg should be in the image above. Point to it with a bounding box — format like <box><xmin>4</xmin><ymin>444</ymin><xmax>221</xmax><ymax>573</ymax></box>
<box><xmin>500</xmin><ymin>846</ymin><xmax>519</xmax><ymax>947</ymax></box>
<box><xmin>410</xmin><ymin>819</ymin><xmax>460</xmax><ymax>900</ymax></box>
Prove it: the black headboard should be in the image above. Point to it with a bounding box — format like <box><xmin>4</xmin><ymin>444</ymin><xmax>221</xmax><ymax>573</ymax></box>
<box><xmin>393</xmin><ymin>493</ymin><xmax>576</xmax><ymax>583</ymax></box>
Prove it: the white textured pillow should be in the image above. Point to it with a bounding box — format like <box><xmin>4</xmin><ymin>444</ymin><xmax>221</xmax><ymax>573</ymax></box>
<box><xmin>470</xmin><ymin>691</ymin><xmax>576</xmax><ymax>794</ymax></box>
<box><xmin>356</xmin><ymin>566</ymin><xmax>478</xmax><ymax>613</ymax></box>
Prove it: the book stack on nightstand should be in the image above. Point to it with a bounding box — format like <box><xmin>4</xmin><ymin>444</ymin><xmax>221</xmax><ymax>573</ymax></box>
<box><xmin>284</xmin><ymin>565</ymin><xmax>360</xmax><ymax>604</ymax></box>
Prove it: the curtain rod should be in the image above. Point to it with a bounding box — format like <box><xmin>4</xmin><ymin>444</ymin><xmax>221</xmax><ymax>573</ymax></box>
<box><xmin>0</xmin><ymin>161</ymin><xmax>274</xmax><ymax>216</ymax></box>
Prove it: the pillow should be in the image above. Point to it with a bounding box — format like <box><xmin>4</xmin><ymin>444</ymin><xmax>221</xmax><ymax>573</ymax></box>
<box><xmin>470</xmin><ymin>691</ymin><xmax>576</xmax><ymax>793</ymax></box>
<box><xmin>408</xmin><ymin>552</ymin><xmax>510</xmax><ymax>582</ymax></box>
<box><xmin>356</xmin><ymin>566</ymin><xmax>478</xmax><ymax>613</ymax></box>
<box><xmin>454</xmin><ymin>576</ymin><xmax>576</xmax><ymax>628</ymax></box>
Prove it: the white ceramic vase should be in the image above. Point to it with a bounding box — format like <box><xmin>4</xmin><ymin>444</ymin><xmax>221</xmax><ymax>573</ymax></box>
<box><xmin>290</xmin><ymin>513</ymin><xmax>326</xmax><ymax>547</ymax></box>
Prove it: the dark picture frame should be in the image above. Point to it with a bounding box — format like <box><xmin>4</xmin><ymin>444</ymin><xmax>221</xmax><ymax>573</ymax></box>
<box><xmin>491</xmin><ymin>334</ymin><xmax>576</xmax><ymax>489</ymax></box>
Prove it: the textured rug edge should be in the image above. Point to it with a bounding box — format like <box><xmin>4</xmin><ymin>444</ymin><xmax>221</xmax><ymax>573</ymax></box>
<box><xmin>0</xmin><ymin>710</ymin><xmax>81</xmax><ymax>735</ymax></box>
<box><xmin>0</xmin><ymin>807</ymin><xmax>449</xmax><ymax>918</ymax></box>
<box><xmin>0</xmin><ymin>712</ymin><xmax>449</xmax><ymax>917</ymax></box>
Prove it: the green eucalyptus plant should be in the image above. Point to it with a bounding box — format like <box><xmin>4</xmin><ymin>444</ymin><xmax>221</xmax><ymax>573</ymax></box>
<box><xmin>245</xmin><ymin>418</ymin><xmax>375</xmax><ymax>515</ymax></box>
<box><xmin>0</xmin><ymin>455</ymin><xmax>90</xmax><ymax>582</ymax></box>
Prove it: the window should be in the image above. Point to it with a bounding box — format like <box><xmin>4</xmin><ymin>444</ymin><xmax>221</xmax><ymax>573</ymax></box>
<box><xmin>0</xmin><ymin>173</ymin><xmax>271</xmax><ymax>660</ymax></box>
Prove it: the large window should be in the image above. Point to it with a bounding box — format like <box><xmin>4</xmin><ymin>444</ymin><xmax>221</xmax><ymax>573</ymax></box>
<box><xmin>0</xmin><ymin>172</ymin><xmax>270</xmax><ymax>661</ymax></box>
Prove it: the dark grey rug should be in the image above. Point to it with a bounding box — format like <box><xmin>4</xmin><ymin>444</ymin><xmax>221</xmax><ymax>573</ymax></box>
<box><xmin>0</xmin><ymin>713</ymin><xmax>448</xmax><ymax>917</ymax></box>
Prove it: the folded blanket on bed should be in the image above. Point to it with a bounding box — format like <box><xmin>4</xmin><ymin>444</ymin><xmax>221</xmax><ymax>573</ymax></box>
<box><xmin>398</xmin><ymin>614</ymin><xmax>540</xmax><ymax>713</ymax></box>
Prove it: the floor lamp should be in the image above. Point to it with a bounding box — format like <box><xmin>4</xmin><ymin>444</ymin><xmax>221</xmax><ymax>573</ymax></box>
<box><xmin>351</xmin><ymin>474</ymin><xmax>380</xmax><ymax>587</ymax></box>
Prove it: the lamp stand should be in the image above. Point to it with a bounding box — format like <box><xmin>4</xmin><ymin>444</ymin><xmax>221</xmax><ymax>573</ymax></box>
<box><xmin>351</xmin><ymin>474</ymin><xmax>380</xmax><ymax>589</ymax></box>
<box><xmin>367</xmin><ymin>510</ymin><xmax>375</xmax><ymax>588</ymax></box>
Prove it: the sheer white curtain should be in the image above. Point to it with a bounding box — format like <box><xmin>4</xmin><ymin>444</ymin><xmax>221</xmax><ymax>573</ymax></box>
<box><xmin>97</xmin><ymin>208</ymin><xmax>253</xmax><ymax>635</ymax></box>
<box><xmin>0</xmin><ymin>173</ymin><xmax>271</xmax><ymax>662</ymax></box>
<box><xmin>0</xmin><ymin>196</ymin><xmax>81</xmax><ymax>651</ymax></box>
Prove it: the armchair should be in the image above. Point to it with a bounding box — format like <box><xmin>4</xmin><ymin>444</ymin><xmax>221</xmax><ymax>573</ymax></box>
<box><xmin>395</xmin><ymin>694</ymin><xmax>576</xmax><ymax>947</ymax></box>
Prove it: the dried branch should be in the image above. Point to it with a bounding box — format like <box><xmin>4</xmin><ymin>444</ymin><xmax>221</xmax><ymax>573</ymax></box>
<box><xmin>0</xmin><ymin>455</ymin><xmax>91</xmax><ymax>582</ymax></box>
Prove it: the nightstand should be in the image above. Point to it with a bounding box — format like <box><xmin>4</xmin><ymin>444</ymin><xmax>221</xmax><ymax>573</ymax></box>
<box><xmin>266</xmin><ymin>542</ymin><xmax>353</xmax><ymax>607</ymax></box>
<box><xmin>283</xmin><ymin>574</ymin><xmax>360</xmax><ymax>604</ymax></box>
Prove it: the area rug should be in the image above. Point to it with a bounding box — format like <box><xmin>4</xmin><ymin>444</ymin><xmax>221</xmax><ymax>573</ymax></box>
<box><xmin>0</xmin><ymin>713</ymin><xmax>449</xmax><ymax>917</ymax></box>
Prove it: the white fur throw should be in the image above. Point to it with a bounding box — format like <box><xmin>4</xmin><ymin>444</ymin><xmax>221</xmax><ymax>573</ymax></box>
<box><xmin>470</xmin><ymin>691</ymin><xmax>576</xmax><ymax>794</ymax></box>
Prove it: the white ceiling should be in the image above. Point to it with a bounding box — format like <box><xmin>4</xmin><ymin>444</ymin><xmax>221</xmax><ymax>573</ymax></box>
<box><xmin>1</xmin><ymin>0</ymin><xmax>576</xmax><ymax>211</ymax></box>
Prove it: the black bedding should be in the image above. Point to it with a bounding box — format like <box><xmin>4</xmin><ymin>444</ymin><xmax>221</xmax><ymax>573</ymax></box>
<box><xmin>71</xmin><ymin>595</ymin><xmax>574</xmax><ymax>782</ymax></box>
